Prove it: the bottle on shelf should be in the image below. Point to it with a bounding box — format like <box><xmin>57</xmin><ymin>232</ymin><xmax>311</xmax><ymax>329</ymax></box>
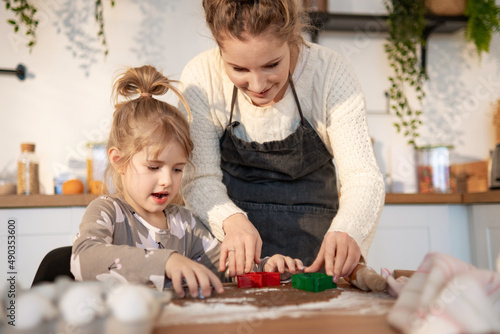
<box><xmin>17</xmin><ymin>142</ymin><xmax>40</xmax><ymax>195</ymax></box>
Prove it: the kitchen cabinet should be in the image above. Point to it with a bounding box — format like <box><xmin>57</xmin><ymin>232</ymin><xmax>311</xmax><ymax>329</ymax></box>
<box><xmin>469</xmin><ymin>204</ymin><xmax>500</xmax><ymax>271</ymax></box>
<box><xmin>366</xmin><ymin>204</ymin><xmax>471</xmax><ymax>272</ymax></box>
<box><xmin>0</xmin><ymin>207</ymin><xmax>84</xmax><ymax>289</ymax></box>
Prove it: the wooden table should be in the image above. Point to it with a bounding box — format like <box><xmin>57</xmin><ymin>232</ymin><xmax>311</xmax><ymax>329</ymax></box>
<box><xmin>153</xmin><ymin>282</ymin><xmax>399</xmax><ymax>334</ymax></box>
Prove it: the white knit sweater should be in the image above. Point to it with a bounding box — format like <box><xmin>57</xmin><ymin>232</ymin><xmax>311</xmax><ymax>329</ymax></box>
<box><xmin>178</xmin><ymin>41</ymin><xmax>385</xmax><ymax>260</ymax></box>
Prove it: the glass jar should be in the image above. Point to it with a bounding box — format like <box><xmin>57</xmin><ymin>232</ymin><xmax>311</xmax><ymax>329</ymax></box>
<box><xmin>17</xmin><ymin>142</ymin><xmax>40</xmax><ymax>195</ymax></box>
<box><xmin>87</xmin><ymin>142</ymin><xmax>108</xmax><ymax>194</ymax></box>
<box><xmin>416</xmin><ymin>145</ymin><xmax>452</xmax><ymax>194</ymax></box>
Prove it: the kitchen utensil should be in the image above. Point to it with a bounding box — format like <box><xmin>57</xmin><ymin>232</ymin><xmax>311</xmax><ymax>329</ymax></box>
<box><xmin>489</xmin><ymin>143</ymin><xmax>500</xmax><ymax>189</ymax></box>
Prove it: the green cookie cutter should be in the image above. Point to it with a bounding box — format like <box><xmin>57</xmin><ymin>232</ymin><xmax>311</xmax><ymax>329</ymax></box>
<box><xmin>291</xmin><ymin>273</ymin><xmax>337</xmax><ymax>292</ymax></box>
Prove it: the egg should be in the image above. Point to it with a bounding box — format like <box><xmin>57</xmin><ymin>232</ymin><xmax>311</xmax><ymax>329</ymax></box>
<box><xmin>17</xmin><ymin>291</ymin><xmax>57</xmax><ymax>329</ymax></box>
<box><xmin>62</xmin><ymin>179</ymin><xmax>84</xmax><ymax>194</ymax></box>
<box><xmin>59</xmin><ymin>283</ymin><xmax>107</xmax><ymax>326</ymax></box>
<box><xmin>30</xmin><ymin>282</ymin><xmax>58</xmax><ymax>301</ymax></box>
<box><xmin>107</xmin><ymin>285</ymin><xmax>158</xmax><ymax>323</ymax></box>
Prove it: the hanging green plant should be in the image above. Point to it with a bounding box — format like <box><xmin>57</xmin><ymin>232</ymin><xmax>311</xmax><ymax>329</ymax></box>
<box><xmin>95</xmin><ymin>0</ymin><xmax>115</xmax><ymax>57</ymax></box>
<box><xmin>2</xmin><ymin>0</ymin><xmax>114</xmax><ymax>56</ymax></box>
<box><xmin>384</xmin><ymin>0</ymin><xmax>427</xmax><ymax>147</ymax></box>
<box><xmin>465</xmin><ymin>0</ymin><xmax>500</xmax><ymax>58</ymax></box>
<box><xmin>3</xmin><ymin>0</ymin><xmax>38</xmax><ymax>50</ymax></box>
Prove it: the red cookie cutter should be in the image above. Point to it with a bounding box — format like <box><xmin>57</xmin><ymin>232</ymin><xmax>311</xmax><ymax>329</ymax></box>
<box><xmin>236</xmin><ymin>272</ymin><xmax>281</xmax><ymax>288</ymax></box>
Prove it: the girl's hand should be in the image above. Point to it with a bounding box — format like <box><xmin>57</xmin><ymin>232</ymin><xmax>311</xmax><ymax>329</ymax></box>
<box><xmin>305</xmin><ymin>231</ymin><xmax>361</xmax><ymax>282</ymax></box>
<box><xmin>219</xmin><ymin>213</ymin><xmax>262</xmax><ymax>276</ymax></box>
<box><xmin>165</xmin><ymin>253</ymin><xmax>224</xmax><ymax>298</ymax></box>
<box><xmin>264</xmin><ymin>254</ymin><xmax>304</xmax><ymax>275</ymax></box>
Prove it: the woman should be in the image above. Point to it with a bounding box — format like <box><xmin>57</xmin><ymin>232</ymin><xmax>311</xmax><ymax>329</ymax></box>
<box><xmin>178</xmin><ymin>0</ymin><xmax>385</xmax><ymax>282</ymax></box>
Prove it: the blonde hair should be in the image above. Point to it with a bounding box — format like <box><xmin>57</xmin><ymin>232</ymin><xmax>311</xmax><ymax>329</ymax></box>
<box><xmin>202</xmin><ymin>0</ymin><xmax>309</xmax><ymax>48</ymax></box>
<box><xmin>106</xmin><ymin>65</ymin><xmax>193</xmax><ymax>195</ymax></box>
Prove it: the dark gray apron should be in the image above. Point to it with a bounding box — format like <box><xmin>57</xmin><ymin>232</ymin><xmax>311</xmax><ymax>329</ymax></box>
<box><xmin>219</xmin><ymin>76</ymin><xmax>339</xmax><ymax>265</ymax></box>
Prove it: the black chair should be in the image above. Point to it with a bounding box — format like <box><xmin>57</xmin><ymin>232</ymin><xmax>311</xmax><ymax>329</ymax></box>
<box><xmin>31</xmin><ymin>246</ymin><xmax>74</xmax><ymax>287</ymax></box>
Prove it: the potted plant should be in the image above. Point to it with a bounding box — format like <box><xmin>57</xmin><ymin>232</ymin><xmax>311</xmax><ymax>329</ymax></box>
<box><xmin>427</xmin><ymin>0</ymin><xmax>500</xmax><ymax>57</ymax></box>
<box><xmin>464</xmin><ymin>0</ymin><xmax>500</xmax><ymax>57</ymax></box>
<box><xmin>384</xmin><ymin>0</ymin><xmax>500</xmax><ymax>147</ymax></box>
<box><xmin>384</xmin><ymin>0</ymin><xmax>427</xmax><ymax>147</ymax></box>
<box><xmin>2</xmin><ymin>0</ymin><xmax>114</xmax><ymax>55</ymax></box>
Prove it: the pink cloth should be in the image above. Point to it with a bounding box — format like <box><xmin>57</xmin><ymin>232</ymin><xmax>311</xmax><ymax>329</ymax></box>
<box><xmin>386</xmin><ymin>252</ymin><xmax>500</xmax><ymax>333</ymax></box>
<box><xmin>381</xmin><ymin>267</ymin><xmax>409</xmax><ymax>298</ymax></box>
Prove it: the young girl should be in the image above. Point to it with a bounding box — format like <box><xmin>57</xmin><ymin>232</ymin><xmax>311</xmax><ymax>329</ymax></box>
<box><xmin>71</xmin><ymin>65</ymin><xmax>303</xmax><ymax>298</ymax></box>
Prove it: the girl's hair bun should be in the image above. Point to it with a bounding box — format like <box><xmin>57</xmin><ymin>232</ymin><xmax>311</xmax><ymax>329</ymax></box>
<box><xmin>113</xmin><ymin>65</ymin><xmax>171</xmax><ymax>103</ymax></box>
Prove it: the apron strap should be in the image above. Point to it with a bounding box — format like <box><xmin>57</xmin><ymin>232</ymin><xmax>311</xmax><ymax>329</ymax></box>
<box><xmin>229</xmin><ymin>86</ymin><xmax>238</xmax><ymax>125</ymax></box>
<box><xmin>288</xmin><ymin>73</ymin><xmax>305</xmax><ymax>126</ymax></box>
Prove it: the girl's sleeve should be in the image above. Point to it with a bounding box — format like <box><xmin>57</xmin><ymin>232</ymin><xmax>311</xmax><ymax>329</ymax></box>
<box><xmin>71</xmin><ymin>198</ymin><xmax>175</xmax><ymax>290</ymax></box>
<box><xmin>325</xmin><ymin>55</ymin><xmax>386</xmax><ymax>261</ymax></box>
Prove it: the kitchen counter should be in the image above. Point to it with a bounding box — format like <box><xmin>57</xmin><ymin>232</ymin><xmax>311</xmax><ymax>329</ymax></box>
<box><xmin>1</xmin><ymin>191</ymin><xmax>500</xmax><ymax>208</ymax></box>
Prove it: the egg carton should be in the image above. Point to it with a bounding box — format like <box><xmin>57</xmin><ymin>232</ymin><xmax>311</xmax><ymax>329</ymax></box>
<box><xmin>0</xmin><ymin>277</ymin><xmax>172</xmax><ymax>334</ymax></box>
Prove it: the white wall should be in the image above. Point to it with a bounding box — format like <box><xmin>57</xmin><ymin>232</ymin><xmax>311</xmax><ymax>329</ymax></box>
<box><xmin>1</xmin><ymin>0</ymin><xmax>499</xmax><ymax>194</ymax></box>
<box><xmin>0</xmin><ymin>0</ymin><xmax>215</xmax><ymax>194</ymax></box>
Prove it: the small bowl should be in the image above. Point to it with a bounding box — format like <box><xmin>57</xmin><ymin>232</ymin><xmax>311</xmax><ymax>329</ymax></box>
<box><xmin>0</xmin><ymin>181</ymin><xmax>16</xmax><ymax>195</ymax></box>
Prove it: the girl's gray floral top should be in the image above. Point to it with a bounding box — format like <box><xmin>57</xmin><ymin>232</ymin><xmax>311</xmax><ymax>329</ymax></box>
<box><xmin>71</xmin><ymin>195</ymin><xmax>222</xmax><ymax>291</ymax></box>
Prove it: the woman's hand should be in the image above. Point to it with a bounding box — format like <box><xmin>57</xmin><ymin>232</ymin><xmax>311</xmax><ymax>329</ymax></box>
<box><xmin>165</xmin><ymin>253</ymin><xmax>224</xmax><ymax>298</ymax></box>
<box><xmin>219</xmin><ymin>213</ymin><xmax>262</xmax><ymax>276</ymax></box>
<box><xmin>305</xmin><ymin>231</ymin><xmax>361</xmax><ymax>282</ymax></box>
<box><xmin>264</xmin><ymin>254</ymin><xmax>304</xmax><ymax>275</ymax></box>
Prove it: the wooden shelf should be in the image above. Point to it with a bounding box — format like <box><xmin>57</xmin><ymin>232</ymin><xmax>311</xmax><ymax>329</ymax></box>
<box><xmin>463</xmin><ymin>191</ymin><xmax>500</xmax><ymax>204</ymax></box>
<box><xmin>386</xmin><ymin>190</ymin><xmax>500</xmax><ymax>204</ymax></box>
<box><xmin>308</xmin><ymin>12</ymin><xmax>468</xmax><ymax>36</ymax></box>
<box><xmin>1</xmin><ymin>191</ymin><xmax>500</xmax><ymax>208</ymax></box>
<box><xmin>0</xmin><ymin>194</ymin><xmax>98</xmax><ymax>208</ymax></box>
<box><xmin>385</xmin><ymin>192</ymin><xmax>463</xmax><ymax>204</ymax></box>
<box><xmin>307</xmin><ymin>12</ymin><xmax>468</xmax><ymax>71</ymax></box>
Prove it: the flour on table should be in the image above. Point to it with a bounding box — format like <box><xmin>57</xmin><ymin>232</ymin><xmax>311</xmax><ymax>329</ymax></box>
<box><xmin>158</xmin><ymin>290</ymin><xmax>393</xmax><ymax>326</ymax></box>
<box><xmin>242</xmin><ymin>287</ymin><xmax>281</xmax><ymax>294</ymax></box>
